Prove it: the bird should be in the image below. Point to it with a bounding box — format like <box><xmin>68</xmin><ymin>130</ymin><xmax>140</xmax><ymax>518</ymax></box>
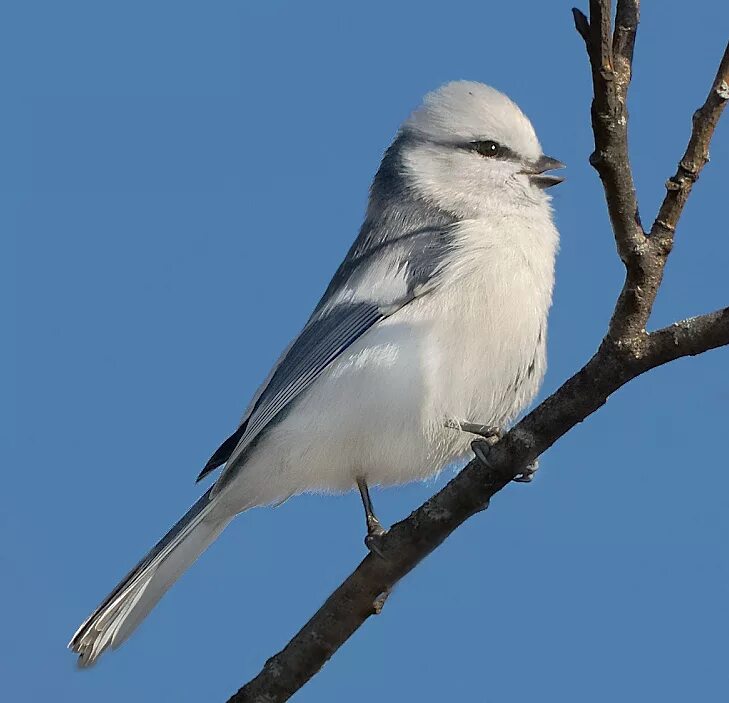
<box><xmin>69</xmin><ymin>80</ymin><xmax>563</xmax><ymax>667</ymax></box>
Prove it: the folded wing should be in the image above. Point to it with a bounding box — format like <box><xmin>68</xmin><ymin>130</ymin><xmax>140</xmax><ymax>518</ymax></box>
<box><xmin>198</xmin><ymin>224</ymin><xmax>457</xmax><ymax>487</ymax></box>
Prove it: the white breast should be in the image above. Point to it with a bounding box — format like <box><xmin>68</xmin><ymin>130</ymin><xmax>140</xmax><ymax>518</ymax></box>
<box><xmin>414</xmin><ymin>214</ymin><xmax>557</xmax><ymax>454</ymax></box>
<box><xmin>220</xmin><ymin>212</ymin><xmax>558</xmax><ymax>509</ymax></box>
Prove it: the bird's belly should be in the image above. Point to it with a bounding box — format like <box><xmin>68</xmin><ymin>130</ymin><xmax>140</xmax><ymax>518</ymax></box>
<box><xmin>419</xmin><ymin>282</ymin><xmax>546</xmax><ymax>438</ymax></box>
<box><xmin>230</xmin><ymin>282</ymin><xmax>545</xmax><ymax>505</ymax></box>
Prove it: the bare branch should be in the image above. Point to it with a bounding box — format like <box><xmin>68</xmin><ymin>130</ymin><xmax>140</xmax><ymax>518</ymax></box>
<box><xmin>573</xmin><ymin>7</ymin><xmax>729</xmax><ymax>350</ymax></box>
<box><xmin>572</xmin><ymin>8</ymin><xmax>590</xmax><ymax>46</ymax></box>
<box><xmin>611</xmin><ymin>37</ymin><xmax>729</xmax><ymax>341</ymax></box>
<box><xmin>573</xmin><ymin>1</ymin><xmax>644</xmax><ymax>268</ymax></box>
<box><xmin>618</xmin><ymin>39</ymin><xmax>729</xmax><ymax>347</ymax></box>
<box><xmin>573</xmin><ymin>2</ymin><xmax>650</xmax><ymax>341</ymax></box>
<box><xmin>652</xmin><ymin>41</ymin><xmax>729</xmax><ymax>240</ymax></box>
<box><xmin>226</xmin><ymin>7</ymin><xmax>729</xmax><ymax>702</ymax></box>
<box><xmin>613</xmin><ymin>0</ymin><xmax>639</xmax><ymax>69</ymax></box>
<box><xmin>644</xmin><ymin>308</ymin><xmax>729</xmax><ymax>366</ymax></box>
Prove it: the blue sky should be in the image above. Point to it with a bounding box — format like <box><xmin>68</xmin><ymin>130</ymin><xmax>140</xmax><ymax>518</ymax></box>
<box><xmin>4</xmin><ymin>1</ymin><xmax>728</xmax><ymax>701</ymax></box>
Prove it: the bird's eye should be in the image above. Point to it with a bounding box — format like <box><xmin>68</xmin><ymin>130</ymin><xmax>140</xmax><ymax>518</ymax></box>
<box><xmin>470</xmin><ymin>140</ymin><xmax>504</xmax><ymax>158</ymax></box>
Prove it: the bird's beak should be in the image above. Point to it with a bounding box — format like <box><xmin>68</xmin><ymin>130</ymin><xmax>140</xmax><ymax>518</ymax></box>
<box><xmin>523</xmin><ymin>155</ymin><xmax>565</xmax><ymax>189</ymax></box>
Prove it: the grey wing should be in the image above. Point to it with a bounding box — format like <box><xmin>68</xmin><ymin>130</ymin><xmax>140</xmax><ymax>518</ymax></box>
<box><xmin>195</xmin><ymin>302</ymin><xmax>385</xmax><ymax>483</ymax></box>
<box><xmin>198</xmin><ymin>224</ymin><xmax>456</xmax><ymax>486</ymax></box>
<box><xmin>234</xmin><ymin>301</ymin><xmax>383</xmax><ymax>454</ymax></box>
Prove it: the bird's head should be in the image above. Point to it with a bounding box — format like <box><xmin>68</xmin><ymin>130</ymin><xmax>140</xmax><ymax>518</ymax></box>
<box><xmin>398</xmin><ymin>80</ymin><xmax>564</xmax><ymax>218</ymax></box>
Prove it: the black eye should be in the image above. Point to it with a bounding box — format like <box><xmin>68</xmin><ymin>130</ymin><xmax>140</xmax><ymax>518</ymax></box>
<box><xmin>470</xmin><ymin>140</ymin><xmax>504</xmax><ymax>158</ymax></box>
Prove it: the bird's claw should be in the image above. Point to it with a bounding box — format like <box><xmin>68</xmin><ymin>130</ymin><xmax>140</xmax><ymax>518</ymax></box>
<box><xmin>513</xmin><ymin>460</ymin><xmax>539</xmax><ymax>483</ymax></box>
<box><xmin>471</xmin><ymin>440</ymin><xmax>539</xmax><ymax>484</ymax></box>
<box><xmin>471</xmin><ymin>438</ymin><xmax>494</xmax><ymax>466</ymax></box>
<box><xmin>364</xmin><ymin>520</ymin><xmax>387</xmax><ymax>559</ymax></box>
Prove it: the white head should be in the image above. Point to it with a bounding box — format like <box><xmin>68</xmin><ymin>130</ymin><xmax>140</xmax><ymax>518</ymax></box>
<box><xmin>398</xmin><ymin>81</ymin><xmax>563</xmax><ymax>218</ymax></box>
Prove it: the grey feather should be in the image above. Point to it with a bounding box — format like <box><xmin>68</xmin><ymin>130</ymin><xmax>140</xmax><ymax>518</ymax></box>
<box><xmin>241</xmin><ymin>303</ymin><xmax>382</xmax><ymax>445</ymax></box>
<box><xmin>202</xmin><ymin>134</ymin><xmax>459</xmax><ymax>488</ymax></box>
<box><xmin>68</xmin><ymin>486</ymin><xmax>216</xmax><ymax>659</ymax></box>
<box><xmin>318</xmin><ymin>134</ymin><xmax>458</xmax><ymax>304</ymax></box>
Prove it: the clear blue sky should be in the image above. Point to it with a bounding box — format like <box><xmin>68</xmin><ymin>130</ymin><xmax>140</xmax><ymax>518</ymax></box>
<box><xmin>4</xmin><ymin>1</ymin><xmax>728</xmax><ymax>701</ymax></box>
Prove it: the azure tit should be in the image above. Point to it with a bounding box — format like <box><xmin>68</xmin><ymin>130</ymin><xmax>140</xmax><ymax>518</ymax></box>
<box><xmin>69</xmin><ymin>80</ymin><xmax>563</xmax><ymax>666</ymax></box>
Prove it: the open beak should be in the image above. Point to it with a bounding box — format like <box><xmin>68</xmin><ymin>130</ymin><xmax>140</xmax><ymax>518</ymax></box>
<box><xmin>524</xmin><ymin>155</ymin><xmax>565</xmax><ymax>189</ymax></box>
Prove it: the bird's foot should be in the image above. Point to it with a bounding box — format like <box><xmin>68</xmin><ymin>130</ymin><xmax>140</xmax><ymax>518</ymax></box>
<box><xmin>364</xmin><ymin>518</ymin><xmax>387</xmax><ymax>559</ymax></box>
<box><xmin>449</xmin><ymin>420</ymin><xmax>538</xmax><ymax>484</ymax></box>
<box><xmin>513</xmin><ymin>459</ymin><xmax>539</xmax><ymax>483</ymax></box>
<box><xmin>446</xmin><ymin>420</ymin><xmax>504</xmax><ymax>466</ymax></box>
<box><xmin>471</xmin><ymin>438</ymin><xmax>495</xmax><ymax>466</ymax></box>
<box><xmin>472</xmin><ymin>440</ymin><xmax>539</xmax><ymax>484</ymax></box>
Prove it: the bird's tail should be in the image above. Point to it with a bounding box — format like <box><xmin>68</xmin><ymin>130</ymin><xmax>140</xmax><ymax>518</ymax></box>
<box><xmin>68</xmin><ymin>487</ymin><xmax>232</xmax><ymax>667</ymax></box>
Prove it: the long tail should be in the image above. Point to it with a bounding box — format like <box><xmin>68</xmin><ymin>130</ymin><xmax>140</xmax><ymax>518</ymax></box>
<box><xmin>68</xmin><ymin>487</ymin><xmax>232</xmax><ymax>667</ymax></box>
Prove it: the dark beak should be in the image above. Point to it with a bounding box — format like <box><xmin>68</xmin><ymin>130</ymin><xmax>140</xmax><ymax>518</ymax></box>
<box><xmin>524</xmin><ymin>155</ymin><xmax>565</xmax><ymax>189</ymax></box>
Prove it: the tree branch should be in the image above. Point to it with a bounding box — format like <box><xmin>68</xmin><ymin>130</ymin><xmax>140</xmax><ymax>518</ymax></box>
<box><xmin>652</xmin><ymin>40</ymin><xmax>729</xmax><ymax>239</ymax></box>
<box><xmin>572</xmin><ymin>3</ymin><xmax>728</xmax><ymax>348</ymax></box>
<box><xmin>645</xmin><ymin>308</ymin><xmax>729</xmax><ymax>365</ymax></box>
<box><xmin>227</xmin><ymin>5</ymin><xmax>728</xmax><ymax>701</ymax></box>
<box><xmin>573</xmin><ymin>1</ymin><xmax>644</xmax><ymax>274</ymax></box>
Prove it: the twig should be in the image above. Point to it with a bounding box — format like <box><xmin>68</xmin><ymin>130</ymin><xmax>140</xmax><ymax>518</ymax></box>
<box><xmin>572</xmin><ymin>4</ymin><xmax>728</xmax><ymax>349</ymax></box>
<box><xmin>652</xmin><ymin>41</ymin><xmax>729</xmax><ymax>239</ymax></box>
<box><xmin>645</xmin><ymin>308</ymin><xmax>729</xmax><ymax>364</ymax></box>
<box><xmin>574</xmin><ymin>1</ymin><xmax>644</xmax><ymax>275</ymax></box>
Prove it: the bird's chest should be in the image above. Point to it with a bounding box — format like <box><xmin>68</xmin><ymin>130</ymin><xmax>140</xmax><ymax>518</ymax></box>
<box><xmin>415</xmin><ymin>239</ymin><xmax>551</xmax><ymax>430</ymax></box>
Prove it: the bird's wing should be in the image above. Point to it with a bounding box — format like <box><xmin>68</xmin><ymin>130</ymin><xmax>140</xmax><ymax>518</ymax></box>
<box><xmin>197</xmin><ymin>225</ymin><xmax>456</xmax><ymax>485</ymax></box>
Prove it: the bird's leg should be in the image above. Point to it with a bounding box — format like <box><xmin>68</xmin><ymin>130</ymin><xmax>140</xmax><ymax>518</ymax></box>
<box><xmin>445</xmin><ymin>420</ymin><xmax>538</xmax><ymax>483</ymax></box>
<box><xmin>445</xmin><ymin>419</ymin><xmax>503</xmax><ymax>464</ymax></box>
<box><xmin>444</xmin><ymin>419</ymin><xmax>503</xmax><ymax>442</ymax></box>
<box><xmin>356</xmin><ymin>477</ymin><xmax>387</xmax><ymax>558</ymax></box>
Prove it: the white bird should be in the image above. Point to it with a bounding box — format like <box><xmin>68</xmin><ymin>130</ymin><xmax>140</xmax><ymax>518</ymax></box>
<box><xmin>69</xmin><ymin>80</ymin><xmax>562</xmax><ymax>666</ymax></box>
